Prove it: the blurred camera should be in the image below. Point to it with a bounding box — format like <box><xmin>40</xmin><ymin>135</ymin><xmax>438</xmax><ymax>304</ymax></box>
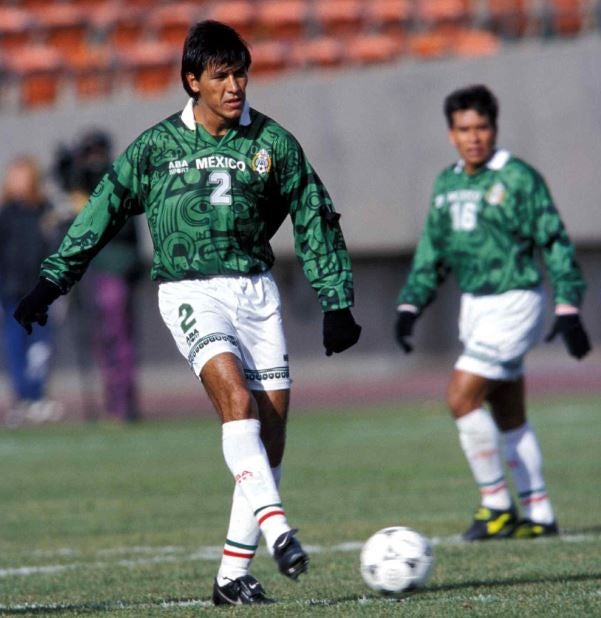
<box><xmin>53</xmin><ymin>130</ymin><xmax>112</xmax><ymax>195</ymax></box>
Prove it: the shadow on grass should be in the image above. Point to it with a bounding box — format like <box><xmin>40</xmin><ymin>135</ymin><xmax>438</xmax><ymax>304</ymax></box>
<box><xmin>425</xmin><ymin>570</ymin><xmax>601</xmax><ymax>594</ymax></box>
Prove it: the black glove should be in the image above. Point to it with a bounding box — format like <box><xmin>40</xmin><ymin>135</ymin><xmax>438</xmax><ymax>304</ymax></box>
<box><xmin>545</xmin><ymin>313</ymin><xmax>591</xmax><ymax>360</ymax></box>
<box><xmin>395</xmin><ymin>310</ymin><xmax>418</xmax><ymax>353</ymax></box>
<box><xmin>322</xmin><ymin>308</ymin><xmax>362</xmax><ymax>356</ymax></box>
<box><xmin>13</xmin><ymin>278</ymin><xmax>62</xmax><ymax>335</ymax></box>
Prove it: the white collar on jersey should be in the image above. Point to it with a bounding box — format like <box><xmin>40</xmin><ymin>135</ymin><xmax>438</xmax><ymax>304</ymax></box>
<box><xmin>181</xmin><ymin>97</ymin><xmax>251</xmax><ymax>131</ymax></box>
<box><xmin>454</xmin><ymin>148</ymin><xmax>511</xmax><ymax>173</ymax></box>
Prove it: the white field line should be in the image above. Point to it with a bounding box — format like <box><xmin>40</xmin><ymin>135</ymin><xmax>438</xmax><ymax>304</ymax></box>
<box><xmin>0</xmin><ymin>532</ymin><xmax>597</xmax><ymax>580</ymax></box>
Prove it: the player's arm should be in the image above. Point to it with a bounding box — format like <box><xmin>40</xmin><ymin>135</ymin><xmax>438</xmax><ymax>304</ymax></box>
<box><xmin>275</xmin><ymin>134</ymin><xmax>360</xmax><ymax>356</ymax></box>
<box><xmin>14</xmin><ymin>140</ymin><xmax>146</xmax><ymax>334</ymax></box>
<box><xmin>530</xmin><ymin>173</ymin><xmax>591</xmax><ymax>358</ymax></box>
<box><xmin>395</xmin><ymin>199</ymin><xmax>449</xmax><ymax>353</ymax></box>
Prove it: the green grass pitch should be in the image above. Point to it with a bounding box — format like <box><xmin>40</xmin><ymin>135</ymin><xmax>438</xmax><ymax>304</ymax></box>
<box><xmin>1</xmin><ymin>394</ymin><xmax>600</xmax><ymax>616</ymax></box>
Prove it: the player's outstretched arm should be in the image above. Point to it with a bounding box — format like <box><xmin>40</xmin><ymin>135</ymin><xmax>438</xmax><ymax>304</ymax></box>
<box><xmin>322</xmin><ymin>308</ymin><xmax>361</xmax><ymax>356</ymax></box>
<box><xmin>13</xmin><ymin>278</ymin><xmax>62</xmax><ymax>335</ymax></box>
<box><xmin>545</xmin><ymin>311</ymin><xmax>591</xmax><ymax>360</ymax></box>
<box><xmin>395</xmin><ymin>305</ymin><xmax>419</xmax><ymax>354</ymax></box>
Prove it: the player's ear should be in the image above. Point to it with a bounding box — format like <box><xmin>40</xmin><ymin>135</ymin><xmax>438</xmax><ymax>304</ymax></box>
<box><xmin>186</xmin><ymin>72</ymin><xmax>201</xmax><ymax>96</ymax></box>
<box><xmin>448</xmin><ymin>128</ymin><xmax>458</xmax><ymax>149</ymax></box>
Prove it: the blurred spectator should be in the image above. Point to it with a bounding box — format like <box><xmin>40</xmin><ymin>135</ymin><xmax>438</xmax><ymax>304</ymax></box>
<box><xmin>0</xmin><ymin>156</ymin><xmax>64</xmax><ymax>426</ymax></box>
<box><xmin>54</xmin><ymin>130</ymin><xmax>143</xmax><ymax>423</ymax></box>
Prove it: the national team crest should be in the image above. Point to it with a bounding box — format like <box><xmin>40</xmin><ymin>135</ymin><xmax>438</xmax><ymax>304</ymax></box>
<box><xmin>251</xmin><ymin>148</ymin><xmax>272</xmax><ymax>175</ymax></box>
<box><xmin>486</xmin><ymin>182</ymin><xmax>505</xmax><ymax>205</ymax></box>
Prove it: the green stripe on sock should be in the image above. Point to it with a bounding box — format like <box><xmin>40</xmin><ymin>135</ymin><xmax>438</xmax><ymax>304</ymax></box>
<box><xmin>225</xmin><ymin>539</ymin><xmax>258</xmax><ymax>551</ymax></box>
<box><xmin>254</xmin><ymin>503</ymin><xmax>283</xmax><ymax>516</ymax></box>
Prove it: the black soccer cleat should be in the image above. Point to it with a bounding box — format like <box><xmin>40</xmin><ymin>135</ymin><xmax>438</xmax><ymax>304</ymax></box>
<box><xmin>273</xmin><ymin>528</ymin><xmax>309</xmax><ymax>580</ymax></box>
<box><xmin>212</xmin><ymin>575</ymin><xmax>274</xmax><ymax>606</ymax></box>
<box><xmin>512</xmin><ymin>519</ymin><xmax>559</xmax><ymax>539</ymax></box>
<box><xmin>462</xmin><ymin>505</ymin><xmax>518</xmax><ymax>541</ymax></box>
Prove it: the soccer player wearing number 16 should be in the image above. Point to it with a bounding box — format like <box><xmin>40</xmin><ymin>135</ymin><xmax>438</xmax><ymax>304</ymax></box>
<box><xmin>14</xmin><ymin>20</ymin><xmax>361</xmax><ymax>604</ymax></box>
<box><xmin>395</xmin><ymin>85</ymin><xmax>591</xmax><ymax>542</ymax></box>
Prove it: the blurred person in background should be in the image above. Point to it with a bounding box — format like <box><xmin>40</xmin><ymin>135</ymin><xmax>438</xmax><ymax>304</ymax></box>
<box><xmin>0</xmin><ymin>156</ymin><xmax>63</xmax><ymax>426</ymax></box>
<box><xmin>54</xmin><ymin>130</ymin><xmax>142</xmax><ymax>423</ymax></box>
<box><xmin>14</xmin><ymin>20</ymin><xmax>361</xmax><ymax>605</ymax></box>
<box><xmin>395</xmin><ymin>84</ymin><xmax>591</xmax><ymax>541</ymax></box>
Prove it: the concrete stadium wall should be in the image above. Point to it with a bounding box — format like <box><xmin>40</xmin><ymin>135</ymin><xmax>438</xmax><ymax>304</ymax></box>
<box><xmin>0</xmin><ymin>36</ymin><xmax>600</xmax><ymax>370</ymax></box>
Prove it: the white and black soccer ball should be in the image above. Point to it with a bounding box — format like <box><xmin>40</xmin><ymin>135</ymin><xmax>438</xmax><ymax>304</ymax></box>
<box><xmin>360</xmin><ymin>526</ymin><xmax>434</xmax><ymax>595</ymax></box>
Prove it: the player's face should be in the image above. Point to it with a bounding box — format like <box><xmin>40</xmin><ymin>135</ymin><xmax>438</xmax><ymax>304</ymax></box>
<box><xmin>448</xmin><ymin>110</ymin><xmax>496</xmax><ymax>174</ymax></box>
<box><xmin>187</xmin><ymin>61</ymin><xmax>248</xmax><ymax>136</ymax></box>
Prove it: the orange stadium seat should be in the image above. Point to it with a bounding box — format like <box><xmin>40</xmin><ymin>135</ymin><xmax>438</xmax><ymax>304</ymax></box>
<box><xmin>451</xmin><ymin>27</ymin><xmax>501</xmax><ymax>55</ymax></box>
<box><xmin>3</xmin><ymin>44</ymin><xmax>63</xmax><ymax>107</ymax></box>
<box><xmin>119</xmin><ymin>40</ymin><xmax>179</xmax><ymax>94</ymax></box>
<box><xmin>406</xmin><ymin>30</ymin><xmax>450</xmax><ymax>57</ymax></box>
<box><xmin>256</xmin><ymin>0</ymin><xmax>310</xmax><ymax>41</ymax></box>
<box><xmin>485</xmin><ymin>0</ymin><xmax>528</xmax><ymax>37</ymax></box>
<box><xmin>312</xmin><ymin>0</ymin><xmax>364</xmax><ymax>37</ymax></box>
<box><xmin>89</xmin><ymin>2</ymin><xmax>147</xmax><ymax>51</ymax></box>
<box><xmin>0</xmin><ymin>7</ymin><xmax>37</xmax><ymax>52</ymax></box>
<box><xmin>249</xmin><ymin>40</ymin><xmax>290</xmax><ymax>77</ymax></box>
<box><xmin>365</xmin><ymin>0</ymin><xmax>412</xmax><ymax>37</ymax></box>
<box><xmin>345</xmin><ymin>32</ymin><xmax>403</xmax><ymax>64</ymax></box>
<box><xmin>149</xmin><ymin>3</ymin><xmax>200</xmax><ymax>47</ymax></box>
<box><xmin>63</xmin><ymin>45</ymin><xmax>116</xmax><ymax>100</ymax></box>
<box><xmin>204</xmin><ymin>1</ymin><xmax>256</xmax><ymax>40</ymax></box>
<box><xmin>547</xmin><ymin>0</ymin><xmax>586</xmax><ymax>35</ymax></box>
<box><xmin>30</xmin><ymin>4</ymin><xmax>89</xmax><ymax>59</ymax></box>
<box><xmin>415</xmin><ymin>0</ymin><xmax>472</xmax><ymax>28</ymax></box>
<box><xmin>292</xmin><ymin>36</ymin><xmax>345</xmax><ymax>69</ymax></box>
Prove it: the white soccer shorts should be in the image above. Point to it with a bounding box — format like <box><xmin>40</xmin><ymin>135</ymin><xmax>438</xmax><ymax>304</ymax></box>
<box><xmin>158</xmin><ymin>273</ymin><xmax>291</xmax><ymax>391</ymax></box>
<box><xmin>455</xmin><ymin>287</ymin><xmax>546</xmax><ymax>381</ymax></box>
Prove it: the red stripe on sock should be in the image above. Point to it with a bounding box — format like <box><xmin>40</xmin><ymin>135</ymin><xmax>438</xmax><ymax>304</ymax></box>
<box><xmin>480</xmin><ymin>482</ymin><xmax>508</xmax><ymax>495</ymax></box>
<box><xmin>521</xmin><ymin>494</ymin><xmax>548</xmax><ymax>505</ymax></box>
<box><xmin>258</xmin><ymin>509</ymin><xmax>285</xmax><ymax>525</ymax></box>
<box><xmin>223</xmin><ymin>549</ymin><xmax>255</xmax><ymax>559</ymax></box>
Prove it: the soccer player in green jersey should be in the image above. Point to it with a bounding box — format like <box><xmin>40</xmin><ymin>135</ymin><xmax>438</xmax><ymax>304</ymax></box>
<box><xmin>395</xmin><ymin>84</ymin><xmax>591</xmax><ymax>541</ymax></box>
<box><xmin>14</xmin><ymin>20</ymin><xmax>361</xmax><ymax>604</ymax></box>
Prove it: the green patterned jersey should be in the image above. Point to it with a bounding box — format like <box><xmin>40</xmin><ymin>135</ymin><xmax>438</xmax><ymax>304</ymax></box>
<box><xmin>41</xmin><ymin>100</ymin><xmax>354</xmax><ymax>312</ymax></box>
<box><xmin>398</xmin><ymin>149</ymin><xmax>586</xmax><ymax>310</ymax></box>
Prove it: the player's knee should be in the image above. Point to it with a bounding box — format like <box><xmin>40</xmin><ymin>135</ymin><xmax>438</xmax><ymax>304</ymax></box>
<box><xmin>223</xmin><ymin>387</ymin><xmax>257</xmax><ymax>421</ymax></box>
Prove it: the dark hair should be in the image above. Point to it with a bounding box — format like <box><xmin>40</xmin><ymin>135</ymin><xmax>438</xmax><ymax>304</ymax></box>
<box><xmin>443</xmin><ymin>85</ymin><xmax>499</xmax><ymax>129</ymax></box>
<box><xmin>181</xmin><ymin>20</ymin><xmax>252</xmax><ymax>99</ymax></box>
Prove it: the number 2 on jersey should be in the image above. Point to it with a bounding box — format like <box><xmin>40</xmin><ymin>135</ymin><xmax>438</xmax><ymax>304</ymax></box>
<box><xmin>208</xmin><ymin>171</ymin><xmax>232</xmax><ymax>205</ymax></box>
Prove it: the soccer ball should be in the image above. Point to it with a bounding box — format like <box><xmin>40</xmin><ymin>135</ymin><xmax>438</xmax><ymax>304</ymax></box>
<box><xmin>360</xmin><ymin>526</ymin><xmax>434</xmax><ymax>595</ymax></box>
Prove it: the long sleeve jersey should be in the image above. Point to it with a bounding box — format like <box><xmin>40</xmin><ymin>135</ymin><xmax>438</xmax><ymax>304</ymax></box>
<box><xmin>41</xmin><ymin>99</ymin><xmax>354</xmax><ymax>312</ymax></box>
<box><xmin>398</xmin><ymin>149</ymin><xmax>586</xmax><ymax>311</ymax></box>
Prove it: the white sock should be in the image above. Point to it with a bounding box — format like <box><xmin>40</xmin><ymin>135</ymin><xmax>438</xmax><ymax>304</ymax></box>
<box><xmin>503</xmin><ymin>422</ymin><xmax>555</xmax><ymax>524</ymax></box>
<box><xmin>222</xmin><ymin>420</ymin><xmax>290</xmax><ymax>554</ymax></box>
<box><xmin>216</xmin><ymin>464</ymin><xmax>284</xmax><ymax>585</ymax></box>
<box><xmin>456</xmin><ymin>408</ymin><xmax>512</xmax><ymax>510</ymax></box>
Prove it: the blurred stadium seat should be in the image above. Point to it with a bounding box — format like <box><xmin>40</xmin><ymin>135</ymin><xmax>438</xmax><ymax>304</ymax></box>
<box><xmin>546</xmin><ymin>0</ymin><xmax>587</xmax><ymax>35</ymax></box>
<box><xmin>345</xmin><ymin>32</ymin><xmax>403</xmax><ymax>64</ymax></box>
<box><xmin>0</xmin><ymin>7</ymin><xmax>37</xmax><ymax>52</ymax></box>
<box><xmin>118</xmin><ymin>40</ymin><xmax>178</xmax><ymax>94</ymax></box>
<box><xmin>30</xmin><ymin>4</ymin><xmax>89</xmax><ymax>59</ymax></box>
<box><xmin>149</xmin><ymin>3</ymin><xmax>200</xmax><ymax>47</ymax></box>
<box><xmin>415</xmin><ymin>0</ymin><xmax>472</xmax><ymax>27</ymax></box>
<box><xmin>292</xmin><ymin>35</ymin><xmax>345</xmax><ymax>69</ymax></box>
<box><xmin>63</xmin><ymin>45</ymin><xmax>116</xmax><ymax>100</ymax></box>
<box><xmin>3</xmin><ymin>44</ymin><xmax>63</xmax><ymax>107</ymax></box>
<box><xmin>249</xmin><ymin>40</ymin><xmax>290</xmax><ymax>76</ymax></box>
<box><xmin>204</xmin><ymin>1</ymin><xmax>256</xmax><ymax>40</ymax></box>
<box><xmin>89</xmin><ymin>2</ymin><xmax>148</xmax><ymax>50</ymax></box>
<box><xmin>256</xmin><ymin>0</ymin><xmax>310</xmax><ymax>41</ymax></box>
<box><xmin>313</xmin><ymin>0</ymin><xmax>364</xmax><ymax>37</ymax></box>
<box><xmin>365</xmin><ymin>0</ymin><xmax>412</xmax><ymax>38</ymax></box>
<box><xmin>452</xmin><ymin>27</ymin><xmax>501</xmax><ymax>54</ymax></box>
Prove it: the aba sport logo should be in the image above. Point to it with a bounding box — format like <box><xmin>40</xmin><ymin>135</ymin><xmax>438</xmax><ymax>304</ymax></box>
<box><xmin>251</xmin><ymin>148</ymin><xmax>272</xmax><ymax>175</ymax></box>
